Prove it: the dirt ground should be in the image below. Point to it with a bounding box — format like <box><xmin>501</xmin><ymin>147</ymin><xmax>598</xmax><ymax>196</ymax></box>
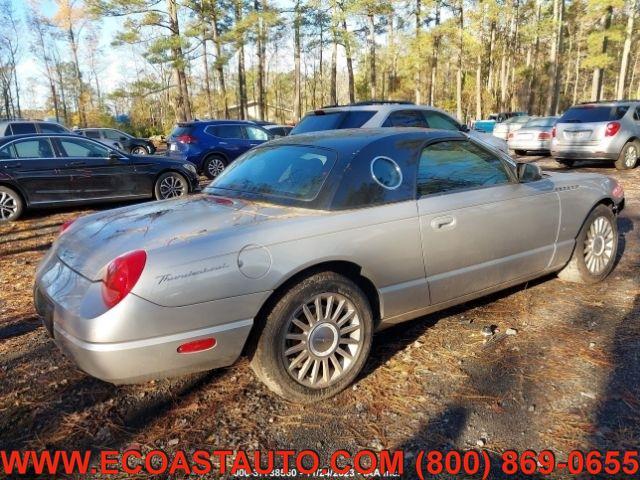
<box><xmin>0</xmin><ymin>157</ymin><xmax>638</xmax><ymax>479</ymax></box>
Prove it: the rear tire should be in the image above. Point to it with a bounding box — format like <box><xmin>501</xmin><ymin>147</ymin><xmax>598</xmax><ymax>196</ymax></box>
<box><xmin>203</xmin><ymin>155</ymin><xmax>227</xmax><ymax>179</ymax></box>
<box><xmin>250</xmin><ymin>271</ymin><xmax>373</xmax><ymax>403</ymax></box>
<box><xmin>558</xmin><ymin>204</ymin><xmax>618</xmax><ymax>284</ymax></box>
<box><xmin>0</xmin><ymin>186</ymin><xmax>23</xmax><ymax>222</ymax></box>
<box><xmin>154</xmin><ymin>172</ymin><xmax>188</xmax><ymax>200</ymax></box>
<box><xmin>514</xmin><ymin>149</ymin><xmax>527</xmax><ymax>156</ymax></box>
<box><xmin>615</xmin><ymin>141</ymin><xmax>639</xmax><ymax>170</ymax></box>
<box><xmin>556</xmin><ymin>159</ymin><xmax>574</xmax><ymax>168</ymax></box>
<box><xmin>131</xmin><ymin>146</ymin><xmax>149</xmax><ymax>155</ymax></box>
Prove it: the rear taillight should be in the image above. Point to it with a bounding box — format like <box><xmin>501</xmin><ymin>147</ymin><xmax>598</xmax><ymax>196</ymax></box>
<box><xmin>101</xmin><ymin>250</ymin><xmax>147</xmax><ymax>309</ymax></box>
<box><xmin>60</xmin><ymin>218</ymin><xmax>77</xmax><ymax>235</ymax></box>
<box><xmin>176</xmin><ymin>134</ymin><xmax>197</xmax><ymax>144</ymax></box>
<box><xmin>605</xmin><ymin>122</ymin><xmax>621</xmax><ymax>137</ymax></box>
<box><xmin>538</xmin><ymin>132</ymin><xmax>551</xmax><ymax>140</ymax></box>
<box><xmin>551</xmin><ymin>127</ymin><xmax>556</xmax><ymax>138</ymax></box>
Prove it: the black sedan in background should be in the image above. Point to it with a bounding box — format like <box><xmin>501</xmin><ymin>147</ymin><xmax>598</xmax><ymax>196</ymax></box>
<box><xmin>76</xmin><ymin>128</ymin><xmax>157</xmax><ymax>155</ymax></box>
<box><xmin>0</xmin><ymin>134</ymin><xmax>199</xmax><ymax>221</ymax></box>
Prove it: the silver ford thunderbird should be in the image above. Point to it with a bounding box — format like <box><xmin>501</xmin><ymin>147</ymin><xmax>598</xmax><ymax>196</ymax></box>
<box><xmin>34</xmin><ymin>129</ymin><xmax>625</xmax><ymax>402</ymax></box>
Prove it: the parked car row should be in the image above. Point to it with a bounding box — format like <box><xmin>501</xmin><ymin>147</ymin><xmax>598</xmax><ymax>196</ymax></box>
<box><xmin>486</xmin><ymin>100</ymin><xmax>640</xmax><ymax>170</ymax></box>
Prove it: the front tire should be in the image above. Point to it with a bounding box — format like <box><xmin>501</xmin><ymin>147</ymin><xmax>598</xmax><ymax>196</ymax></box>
<box><xmin>131</xmin><ymin>146</ymin><xmax>149</xmax><ymax>155</ymax></box>
<box><xmin>203</xmin><ymin>155</ymin><xmax>227</xmax><ymax>179</ymax></box>
<box><xmin>514</xmin><ymin>149</ymin><xmax>527</xmax><ymax>156</ymax></box>
<box><xmin>154</xmin><ymin>172</ymin><xmax>188</xmax><ymax>200</ymax></box>
<box><xmin>558</xmin><ymin>204</ymin><xmax>618</xmax><ymax>284</ymax></box>
<box><xmin>250</xmin><ymin>271</ymin><xmax>374</xmax><ymax>403</ymax></box>
<box><xmin>0</xmin><ymin>186</ymin><xmax>23</xmax><ymax>222</ymax></box>
<box><xmin>615</xmin><ymin>141</ymin><xmax>639</xmax><ymax>170</ymax></box>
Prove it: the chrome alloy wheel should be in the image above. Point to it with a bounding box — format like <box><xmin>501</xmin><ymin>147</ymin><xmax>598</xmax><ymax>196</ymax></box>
<box><xmin>625</xmin><ymin>144</ymin><xmax>638</xmax><ymax>167</ymax></box>
<box><xmin>283</xmin><ymin>293</ymin><xmax>363</xmax><ymax>388</ymax></box>
<box><xmin>0</xmin><ymin>191</ymin><xmax>17</xmax><ymax>220</ymax></box>
<box><xmin>584</xmin><ymin>216</ymin><xmax>615</xmax><ymax>275</ymax></box>
<box><xmin>207</xmin><ymin>158</ymin><xmax>226</xmax><ymax>178</ymax></box>
<box><xmin>159</xmin><ymin>174</ymin><xmax>186</xmax><ymax>199</ymax></box>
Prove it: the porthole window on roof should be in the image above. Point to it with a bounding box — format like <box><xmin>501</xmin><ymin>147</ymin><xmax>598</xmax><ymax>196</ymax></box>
<box><xmin>371</xmin><ymin>156</ymin><xmax>403</xmax><ymax>190</ymax></box>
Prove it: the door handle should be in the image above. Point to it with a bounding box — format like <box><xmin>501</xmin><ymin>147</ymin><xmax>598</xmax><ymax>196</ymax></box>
<box><xmin>3</xmin><ymin>162</ymin><xmax>21</xmax><ymax>168</ymax></box>
<box><xmin>66</xmin><ymin>161</ymin><xmax>86</xmax><ymax>167</ymax></box>
<box><xmin>430</xmin><ymin>215</ymin><xmax>456</xmax><ymax>230</ymax></box>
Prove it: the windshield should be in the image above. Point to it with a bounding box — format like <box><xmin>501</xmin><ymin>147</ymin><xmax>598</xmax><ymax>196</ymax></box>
<box><xmin>506</xmin><ymin>116</ymin><xmax>530</xmax><ymax>124</ymax></box>
<box><xmin>291</xmin><ymin>111</ymin><xmax>375</xmax><ymax>134</ymax></box>
<box><xmin>205</xmin><ymin>145</ymin><xmax>337</xmax><ymax>202</ymax></box>
<box><xmin>559</xmin><ymin>105</ymin><xmax>629</xmax><ymax>123</ymax></box>
<box><xmin>524</xmin><ymin>117</ymin><xmax>557</xmax><ymax>128</ymax></box>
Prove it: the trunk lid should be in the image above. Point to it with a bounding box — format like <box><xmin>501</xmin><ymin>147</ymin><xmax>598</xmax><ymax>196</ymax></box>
<box><xmin>55</xmin><ymin>195</ymin><xmax>308</xmax><ymax>281</ymax></box>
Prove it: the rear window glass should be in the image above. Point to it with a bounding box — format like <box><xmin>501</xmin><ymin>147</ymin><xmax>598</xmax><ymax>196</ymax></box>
<box><xmin>39</xmin><ymin>123</ymin><xmax>67</xmax><ymax>133</ymax></box>
<box><xmin>560</xmin><ymin>106</ymin><xmax>629</xmax><ymax>123</ymax></box>
<box><xmin>206</xmin><ymin>145</ymin><xmax>336</xmax><ymax>201</ymax></box>
<box><xmin>291</xmin><ymin>111</ymin><xmax>375</xmax><ymax>134</ymax></box>
<box><xmin>170</xmin><ymin>125</ymin><xmax>194</xmax><ymax>137</ymax></box>
<box><xmin>525</xmin><ymin>117</ymin><xmax>557</xmax><ymax>128</ymax></box>
<box><xmin>10</xmin><ymin>123</ymin><xmax>37</xmax><ymax>135</ymax></box>
<box><xmin>207</xmin><ymin>125</ymin><xmax>244</xmax><ymax>138</ymax></box>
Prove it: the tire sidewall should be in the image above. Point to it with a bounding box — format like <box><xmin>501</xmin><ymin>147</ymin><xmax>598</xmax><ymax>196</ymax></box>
<box><xmin>154</xmin><ymin>172</ymin><xmax>188</xmax><ymax>200</ymax></box>
<box><xmin>255</xmin><ymin>272</ymin><xmax>373</xmax><ymax>402</ymax></box>
<box><xmin>0</xmin><ymin>186</ymin><xmax>23</xmax><ymax>221</ymax></box>
<box><xmin>616</xmin><ymin>142</ymin><xmax>638</xmax><ymax>170</ymax></box>
<box><xmin>573</xmin><ymin>205</ymin><xmax>618</xmax><ymax>284</ymax></box>
<box><xmin>203</xmin><ymin>155</ymin><xmax>227</xmax><ymax>179</ymax></box>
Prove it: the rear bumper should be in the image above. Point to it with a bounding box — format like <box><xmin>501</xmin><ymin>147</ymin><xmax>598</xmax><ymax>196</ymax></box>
<box><xmin>51</xmin><ymin>317</ymin><xmax>252</xmax><ymax>384</ymax></box>
<box><xmin>551</xmin><ymin>143</ymin><xmax>619</xmax><ymax>160</ymax></box>
<box><xmin>509</xmin><ymin>139</ymin><xmax>550</xmax><ymax>151</ymax></box>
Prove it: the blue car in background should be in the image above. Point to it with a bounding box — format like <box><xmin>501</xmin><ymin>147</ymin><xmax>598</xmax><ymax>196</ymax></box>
<box><xmin>166</xmin><ymin>120</ymin><xmax>273</xmax><ymax>178</ymax></box>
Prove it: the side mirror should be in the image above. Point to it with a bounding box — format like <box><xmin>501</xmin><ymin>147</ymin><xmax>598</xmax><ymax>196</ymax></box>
<box><xmin>516</xmin><ymin>162</ymin><xmax>542</xmax><ymax>182</ymax></box>
<box><xmin>459</xmin><ymin>124</ymin><xmax>470</xmax><ymax>133</ymax></box>
<box><xmin>108</xmin><ymin>152</ymin><xmax>123</xmax><ymax>162</ymax></box>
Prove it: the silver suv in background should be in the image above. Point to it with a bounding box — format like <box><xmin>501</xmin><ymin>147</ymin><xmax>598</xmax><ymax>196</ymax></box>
<box><xmin>551</xmin><ymin>101</ymin><xmax>640</xmax><ymax>170</ymax></box>
<box><xmin>290</xmin><ymin>101</ymin><xmax>509</xmax><ymax>153</ymax></box>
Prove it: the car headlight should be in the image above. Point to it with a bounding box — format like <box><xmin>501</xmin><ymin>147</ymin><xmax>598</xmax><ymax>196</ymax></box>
<box><xmin>183</xmin><ymin>163</ymin><xmax>197</xmax><ymax>175</ymax></box>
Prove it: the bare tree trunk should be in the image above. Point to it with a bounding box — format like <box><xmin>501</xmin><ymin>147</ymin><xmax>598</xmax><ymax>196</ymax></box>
<box><xmin>330</xmin><ymin>31</ymin><xmax>337</xmax><ymax>105</ymax></box>
<box><xmin>572</xmin><ymin>24</ymin><xmax>583</xmax><ymax>105</ymax></box>
<box><xmin>255</xmin><ymin>0</ymin><xmax>266</xmax><ymax>119</ymax></box>
<box><xmin>617</xmin><ymin>0</ymin><xmax>637</xmax><ymax>99</ymax></box>
<box><xmin>428</xmin><ymin>3</ymin><xmax>441</xmax><ymax>105</ymax></box>
<box><xmin>211</xmin><ymin>6</ymin><xmax>229</xmax><ymax>118</ymax></box>
<box><xmin>368</xmin><ymin>14</ymin><xmax>376</xmax><ymax>99</ymax></box>
<box><xmin>234</xmin><ymin>0</ymin><xmax>248</xmax><ymax>119</ymax></box>
<box><xmin>167</xmin><ymin>0</ymin><xmax>192</xmax><ymax>122</ymax></box>
<box><xmin>201</xmin><ymin>21</ymin><xmax>213</xmax><ymax>118</ymax></box>
<box><xmin>591</xmin><ymin>5</ymin><xmax>613</xmax><ymax>101</ymax></box>
<box><xmin>546</xmin><ymin>0</ymin><xmax>564</xmax><ymax>115</ymax></box>
<box><xmin>455</xmin><ymin>1</ymin><xmax>464</xmax><ymax>120</ymax></box>
<box><xmin>293</xmin><ymin>0</ymin><xmax>302</xmax><ymax>118</ymax></box>
<box><xmin>527</xmin><ymin>1</ymin><xmax>541</xmax><ymax>113</ymax></box>
<box><xmin>414</xmin><ymin>0</ymin><xmax>421</xmax><ymax>103</ymax></box>
<box><xmin>342</xmin><ymin>19</ymin><xmax>355</xmax><ymax>103</ymax></box>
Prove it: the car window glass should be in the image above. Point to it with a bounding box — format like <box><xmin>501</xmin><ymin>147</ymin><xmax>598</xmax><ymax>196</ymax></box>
<box><xmin>244</xmin><ymin>126</ymin><xmax>270</xmax><ymax>141</ymax></box>
<box><xmin>39</xmin><ymin>123</ymin><xmax>67</xmax><ymax>134</ymax></box>
<box><xmin>211</xmin><ymin>125</ymin><xmax>243</xmax><ymax>139</ymax></box>
<box><xmin>10</xmin><ymin>123</ymin><xmax>37</xmax><ymax>135</ymax></box>
<box><xmin>13</xmin><ymin>139</ymin><xmax>55</xmax><ymax>158</ymax></box>
<box><xmin>634</xmin><ymin>107</ymin><xmax>640</xmax><ymax>121</ymax></box>
<box><xmin>0</xmin><ymin>144</ymin><xmax>15</xmax><ymax>159</ymax></box>
<box><xmin>59</xmin><ymin>138</ymin><xmax>109</xmax><ymax>158</ymax></box>
<box><xmin>382</xmin><ymin>110</ymin><xmax>428</xmax><ymax>128</ymax></box>
<box><xmin>423</xmin><ymin>111</ymin><xmax>459</xmax><ymax>130</ymax></box>
<box><xmin>371</xmin><ymin>156</ymin><xmax>403</xmax><ymax>189</ymax></box>
<box><xmin>560</xmin><ymin>106</ymin><xmax>629</xmax><ymax>123</ymax></box>
<box><xmin>104</xmin><ymin>129</ymin><xmax>124</xmax><ymax>140</ymax></box>
<box><xmin>84</xmin><ymin>130</ymin><xmax>101</xmax><ymax>139</ymax></box>
<box><xmin>418</xmin><ymin>140</ymin><xmax>511</xmax><ymax>196</ymax></box>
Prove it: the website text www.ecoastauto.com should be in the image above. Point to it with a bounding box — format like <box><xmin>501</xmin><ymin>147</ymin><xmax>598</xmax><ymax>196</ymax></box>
<box><xmin>2</xmin><ymin>448</ymin><xmax>640</xmax><ymax>477</ymax></box>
